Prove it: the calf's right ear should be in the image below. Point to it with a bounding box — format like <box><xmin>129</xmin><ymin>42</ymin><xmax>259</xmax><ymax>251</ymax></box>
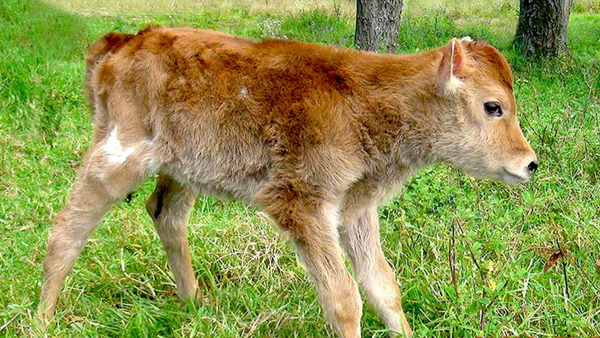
<box><xmin>436</xmin><ymin>38</ymin><xmax>469</xmax><ymax>96</ymax></box>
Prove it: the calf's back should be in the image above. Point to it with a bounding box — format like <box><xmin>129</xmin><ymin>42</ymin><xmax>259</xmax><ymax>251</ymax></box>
<box><xmin>86</xmin><ymin>25</ymin><xmax>445</xmax><ymax>205</ymax></box>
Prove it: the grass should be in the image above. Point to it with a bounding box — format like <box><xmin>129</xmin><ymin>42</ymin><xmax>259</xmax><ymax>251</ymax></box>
<box><xmin>1</xmin><ymin>0</ymin><xmax>599</xmax><ymax>337</ymax></box>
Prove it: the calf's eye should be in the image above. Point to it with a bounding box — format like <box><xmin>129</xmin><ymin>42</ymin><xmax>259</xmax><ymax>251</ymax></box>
<box><xmin>484</xmin><ymin>102</ymin><xmax>502</xmax><ymax>117</ymax></box>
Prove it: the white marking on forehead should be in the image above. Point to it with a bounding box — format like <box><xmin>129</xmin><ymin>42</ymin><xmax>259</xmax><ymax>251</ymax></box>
<box><xmin>101</xmin><ymin>127</ymin><xmax>135</xmax><ymax>165</ymax></box>
<box><xmin>240</xmin><ymin>86</ymin><xmax>249</xmax><ymax>96</ymax></box>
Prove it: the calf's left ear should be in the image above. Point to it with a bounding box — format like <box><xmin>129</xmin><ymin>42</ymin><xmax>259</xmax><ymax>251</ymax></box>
<box><xmin>437</xmin><ymin>38</ymin><xmax>470</xmax><ymax>96</ymax></box>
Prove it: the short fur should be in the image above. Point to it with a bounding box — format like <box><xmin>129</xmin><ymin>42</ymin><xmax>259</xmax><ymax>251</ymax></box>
<box><xmin>38</xmin><ymin>26</ymin><xmax>536</xmax><ymax>337</ymax></box>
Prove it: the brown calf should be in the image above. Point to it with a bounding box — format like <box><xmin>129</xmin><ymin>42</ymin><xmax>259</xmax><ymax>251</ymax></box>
<box><xmin>38</xmin><ymin>26</ymin><xmax>537</xmax><ymax>337</ymax></box>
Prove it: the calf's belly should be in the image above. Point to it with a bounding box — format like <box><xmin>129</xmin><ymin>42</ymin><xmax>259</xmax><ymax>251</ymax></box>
<box><xmin>159</xmin><ymin>146</ymin><xmax>271</xmax><ymax>204</ymax></box>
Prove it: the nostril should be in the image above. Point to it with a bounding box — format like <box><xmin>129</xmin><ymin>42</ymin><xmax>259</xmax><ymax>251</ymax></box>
<box><xmin>527</xmin><ymin>161</ymin><xmax>538</xmax><ymax>174</ymax></box>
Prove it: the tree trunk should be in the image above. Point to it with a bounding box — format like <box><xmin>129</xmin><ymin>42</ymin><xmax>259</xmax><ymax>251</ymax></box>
<box><xmin>515</xmin><ymin>0</ymin><xmax>573</xmax><ymax>56</ymax></box>
<box><xmin>355</xmin><ymin>0</ymin><xmax>403</xmax><ymax>53</ymax></box>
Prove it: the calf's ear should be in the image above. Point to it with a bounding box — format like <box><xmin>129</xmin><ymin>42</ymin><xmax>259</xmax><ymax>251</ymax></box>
<box><xmin>436</xmin><ymin>38</ymin><xmax>469</xmax><ymax>96</ymax></box>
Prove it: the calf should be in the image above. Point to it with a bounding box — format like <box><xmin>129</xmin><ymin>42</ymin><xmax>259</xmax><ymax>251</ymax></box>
<box><xmin>38</xmin><ymin>26</ymin><xmax>537</xmax><ymax>337</ymax></box>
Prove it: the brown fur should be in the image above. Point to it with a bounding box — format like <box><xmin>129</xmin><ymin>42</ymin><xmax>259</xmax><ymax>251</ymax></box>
<box><xmin>37</xmin><ymin>26</ymin><xmax>536</xmax><ymax>337</ymax></box>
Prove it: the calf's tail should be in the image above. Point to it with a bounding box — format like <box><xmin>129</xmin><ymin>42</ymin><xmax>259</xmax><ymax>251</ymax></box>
<box><xmin>84</xmin><ymin>32</ymin><xmax>134</xmax><ymax>139</ymax></box>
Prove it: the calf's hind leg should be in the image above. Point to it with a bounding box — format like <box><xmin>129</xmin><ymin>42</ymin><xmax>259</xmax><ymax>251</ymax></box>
<box><xmin>38</xmin><ymin>132</ymin><xmax>154</xmax><ymax>324</ymax></box>
<box><xmin>146</xmin><ymin>175</ymin><xmax>200</xmax><ymax>301</ymax></box>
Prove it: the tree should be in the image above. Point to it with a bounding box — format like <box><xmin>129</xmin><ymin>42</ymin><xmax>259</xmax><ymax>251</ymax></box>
<box><xmin>515</xmin><ymin>0</ymin><xmax>574</xmax><ymax>56</ymax></box>
<box><xmin>355</xmin><ymin>0</ymin><xmax>403</xmax><ymax>52</ymax></box>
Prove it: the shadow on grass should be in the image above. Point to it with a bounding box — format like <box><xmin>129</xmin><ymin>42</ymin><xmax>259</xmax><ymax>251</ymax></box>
<box><xmin>0</xmin><ymin>0</ymin><xmax>89</xmax><ymax>144</ymax></box>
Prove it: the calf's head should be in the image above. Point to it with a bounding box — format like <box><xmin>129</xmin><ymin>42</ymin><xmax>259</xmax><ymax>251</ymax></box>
<box><xmin>433</xmin><ymin>38</ymin><xmax>538</xmax><ymax>185</ymax></box>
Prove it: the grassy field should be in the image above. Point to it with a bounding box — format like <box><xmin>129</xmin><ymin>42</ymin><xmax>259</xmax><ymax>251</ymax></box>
<box><xmin>1</xmin><ymin>0</ymin><xmax>599</xmax><ymax>337</ymax></box>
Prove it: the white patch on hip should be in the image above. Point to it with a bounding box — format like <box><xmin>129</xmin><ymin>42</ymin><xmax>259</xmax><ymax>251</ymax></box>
<box><xmin>101</xmin><ymin>127</ymin><xmax>135</xmax><ymax>165</ymax></box>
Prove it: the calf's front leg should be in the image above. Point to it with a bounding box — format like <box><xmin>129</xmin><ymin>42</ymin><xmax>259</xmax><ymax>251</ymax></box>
<box><xmin>340</xmin><ymin>206</ymin><xmax>412</xmax><ymax>337</ymax></box>
<box><xmin>262</xmin><ymin>189</ymin><xmax>362</xmax><ymax>338</ymax></box>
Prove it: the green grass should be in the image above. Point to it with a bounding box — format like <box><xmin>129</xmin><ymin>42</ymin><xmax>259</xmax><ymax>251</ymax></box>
<box><xmin>1</xmin><ymin>0</ymin><xmax>599</xmax><ymax>337</ymax></box>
